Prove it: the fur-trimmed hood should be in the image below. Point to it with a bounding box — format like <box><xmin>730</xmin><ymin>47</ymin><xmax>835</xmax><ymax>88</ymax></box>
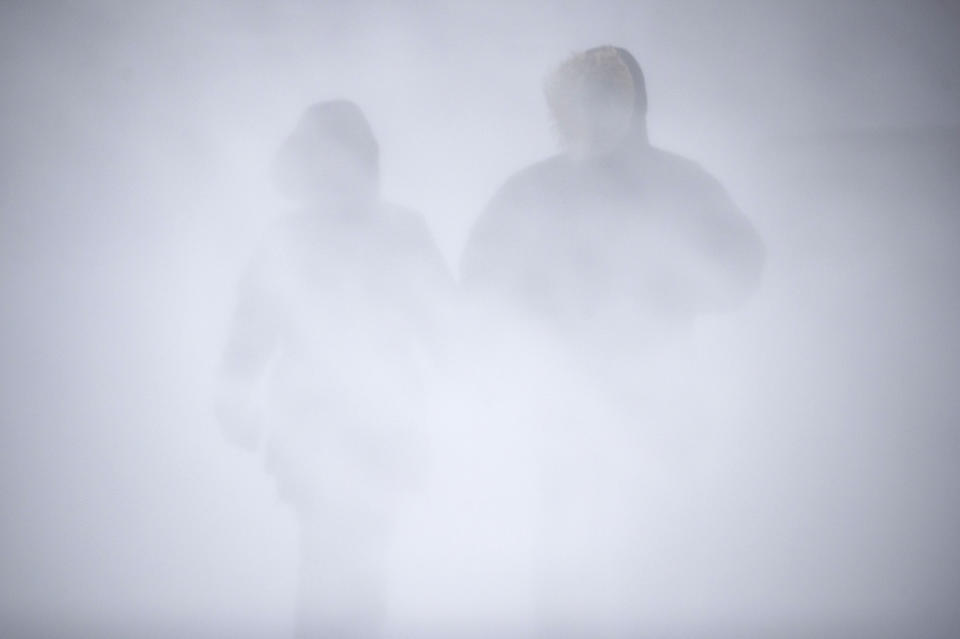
<box><xmin>544</xmin><ymin>46</ymin><xmax>648</xmax><ymax>158</ymax></box>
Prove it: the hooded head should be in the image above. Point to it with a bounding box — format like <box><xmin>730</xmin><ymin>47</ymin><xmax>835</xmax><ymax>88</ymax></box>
<box><xmin>274</xmin><ymin>100</ymin><xmax>380</xmax><ymax>209</ymax></box>
<box><xmin>545</xmin><ymin>46</ymin><xmax>648</xmax><ymax>160</ymax></box>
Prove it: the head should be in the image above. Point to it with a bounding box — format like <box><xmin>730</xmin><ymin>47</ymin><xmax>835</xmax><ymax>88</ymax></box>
<box><xmin>274</xmin><ymin>100</ymin><xmax>380</xmax><ymax>209</ymax></box>
<box><xmin>545</xmin><ymin>46</ymin><xmax>648</xmax><ymax>160</ymax></box>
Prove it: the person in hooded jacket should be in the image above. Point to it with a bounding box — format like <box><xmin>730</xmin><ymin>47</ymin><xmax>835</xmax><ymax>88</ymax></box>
<box><xmin>462</xmin><ymin>45</ymin><xmax>763</xmax><ymax>346</ymax></box>
<box><xmin>216</xmin><ymin>100</ymin><xmax>450</xmax><ymax>639</ymax></box>
<box><xmin>459</xmin><ymin>46</ymin><xmax>765</xmax><ymax>634</ymax></box>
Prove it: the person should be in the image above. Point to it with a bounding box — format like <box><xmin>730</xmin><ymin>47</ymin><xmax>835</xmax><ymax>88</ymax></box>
<box><xmin>460</xmin><ymin>43</ymin><xmax>765</xmax><ymax>448</ymax></box>
<box><xmin>462</xmin><ymin>45</ymin><xmax>762</xmax><ymax>344</ymax></box>
<box><xmin>459</xmin><ymin>46</ymin><xmax>765</xmax><ymax>634</ymax></box>
<box><xmin>216</xmin><ymin>100</ymin><xmax>450</xmax><ymax>638</ymax></box>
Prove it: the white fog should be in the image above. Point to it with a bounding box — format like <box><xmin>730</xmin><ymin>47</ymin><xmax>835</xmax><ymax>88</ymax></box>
<box><xmin>1</xmin><ymin>2</ymin><xmax>958</xmax><ymax>637</ymax></box>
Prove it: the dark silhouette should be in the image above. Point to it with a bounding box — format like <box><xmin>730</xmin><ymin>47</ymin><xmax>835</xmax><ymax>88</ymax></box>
<box><xmin>459</xmin><ymin>46</ymin><xmax>765</xmax><ymax>635</ymax></box>
<box><xmin>462</xmin><ymin>46</ymin><xmax>763</xmax><ymax>340</ymax></box>
<box><xmin>217</xmin><ymin>100</ymin><xmax>450</xmax><ymax>638</ymax></box>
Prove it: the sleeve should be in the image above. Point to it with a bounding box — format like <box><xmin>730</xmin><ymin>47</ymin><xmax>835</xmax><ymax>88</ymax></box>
<box><xmin>215</xmin><ymin>237</ymin><xmax>284</xmax><ymax>451</ymax></box>
<box><xmin>220</xmin><ymin>250</ymin><xmax>282</xmax><ymax>385</ymax></box>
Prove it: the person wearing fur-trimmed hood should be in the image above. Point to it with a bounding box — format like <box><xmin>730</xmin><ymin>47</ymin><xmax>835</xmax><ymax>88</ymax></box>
<box><xmin>460</xmin><ymin>46</ymin><xmax>765</xmax><ymax>634</ymax></box>
<box><xmin>462</xmin><ymin>45</ymin><xmax>763</xmax><ymax>332</ymax></box>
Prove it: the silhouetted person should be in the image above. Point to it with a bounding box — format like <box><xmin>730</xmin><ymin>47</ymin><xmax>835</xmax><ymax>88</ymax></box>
<box><xmin>217</xmin><ymin>100</ymin><xmax>450</xmax><ymax>638</ymax></box>
<box><xmin>462</xmin><ymin>46</ymin><xmax>763</xmax><ymax>345</ymax></box>
<box><xmin>460</xmin><ymin>46</ymin><xmax>765</xmax><ymax>635</ymax></box>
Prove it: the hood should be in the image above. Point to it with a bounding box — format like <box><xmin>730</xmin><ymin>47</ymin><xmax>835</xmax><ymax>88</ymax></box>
<box><xmin>544</xmin><ymin>46</ymin><xmax>648</xmax><ymax>159</ymax></box>
<box><xmin>274</xmin><ymin>100</ymin><xmax>380</xmax><ymax>205</ymax></box>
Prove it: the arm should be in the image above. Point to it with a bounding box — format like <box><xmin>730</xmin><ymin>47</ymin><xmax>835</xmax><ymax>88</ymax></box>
<box><xmin>216</xmin><ymin>256</ymin><xmax>281</xmax><ymax>451</ymax></box>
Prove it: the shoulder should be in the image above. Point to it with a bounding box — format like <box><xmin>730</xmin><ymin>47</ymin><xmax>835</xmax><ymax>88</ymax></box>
<box><xmin>510</xmin><ymin>154</ymin><xmax>571</xmax><ymax>182</ymax></box>
<box><xmin>494</xmin><ymin>155</ymin><xmax>572</xmax><ymax>203</ymax></box>
<box><xmin>381</xmin><ymin>204</ymin><xmax>436</xmax><ymax>247</ymax></box>
<box><xmin>645</xmin><ymin>146</ymin><xmax>724</xmax><ymax>189</ymax></box>
<box><xmin>382</xmin><ymin>202</ymin><xmax>425</xmax><ymax>228</ymax></box>
<box><xmin>382</xmin><ymin>203</ymin><xmax>449</xmax><ymax>264</ymax></box>
<box><xmin>471</xmin><ymin>155</ymin><xmax>571</xmax><ymax>235</ymax></box>
<box><xmin>638</xmin><ymin>147</ymin><xmax>746</xmax><ymax>220</ymax></box>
